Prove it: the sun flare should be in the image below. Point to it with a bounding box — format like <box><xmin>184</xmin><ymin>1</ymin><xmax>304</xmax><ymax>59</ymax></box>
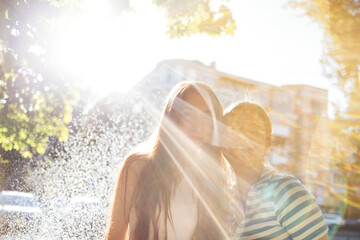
<box><xmin>54</xmin><ymin>1</ymin><xmax>145</xmax><ymax>96</ymax></box>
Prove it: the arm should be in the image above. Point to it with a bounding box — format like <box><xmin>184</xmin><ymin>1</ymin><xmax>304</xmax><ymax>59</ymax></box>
<box><xmin>105</xmin><ymin>155</ymin><xmax>148</xmax><ymax>240</ymax></box>
<box><xmin>318</xmin><ymin>232</ymin><xmax>330</xmax><ymax>240</ymax></box>
<box><xmin>274</xmin><ymin>176</ymin><xmax>329</xmax><ymax>240</ymax></box>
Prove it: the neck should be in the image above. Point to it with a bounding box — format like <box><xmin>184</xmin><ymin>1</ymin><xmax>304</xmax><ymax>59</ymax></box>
<box><xmin>232</xmin><ymin>158</ymin><xmax>264</xmax><ymax>194</ymax></box>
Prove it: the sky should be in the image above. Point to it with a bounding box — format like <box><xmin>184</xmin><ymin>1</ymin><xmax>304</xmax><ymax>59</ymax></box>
<box><xmin>55</xmin><ymin>0</ymin><xmax>342</xmax><ymax>113</ymax></box>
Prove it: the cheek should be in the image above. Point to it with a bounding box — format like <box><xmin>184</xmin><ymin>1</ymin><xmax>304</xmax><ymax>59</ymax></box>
<box><xmin>203</xmin><ymin>117</ymin><xmax>214</xmax><ymax>130</ymax></box>
<box><xmin>204</xmin><ymin>121</ymin><xmax>213</xmax><ymax>131</ymax></box>
<box><xmin>178</xmin><ymin>121</ymin><xmax>192</xmax><ymax>135</ymax></box>
<box><xmin>202</xmin><ymin>121</ymin><xmax>214</xmax><ymax>139</ymax></box>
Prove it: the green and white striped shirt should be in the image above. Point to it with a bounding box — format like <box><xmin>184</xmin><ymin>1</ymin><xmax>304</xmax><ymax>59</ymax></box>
<box><xmin>231</xmin><ymin>166</ymin><xmax>328</xmax><ymax>240</ymax></box>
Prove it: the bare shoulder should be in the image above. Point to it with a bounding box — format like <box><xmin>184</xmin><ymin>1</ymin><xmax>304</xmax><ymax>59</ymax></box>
<box><xmin>123</xmin><ymin>153</ymin><xmax>150</xmax><ymax>172</ymax></box>
<box><xmin>106</xmin><ymin>153</ymin><xmax>150</xmax><ymax>239</ymax></box>
<box><xmin>119</xmin><ymin>153</ymin><xmax>150</xmax><ymax>183</ymax></box>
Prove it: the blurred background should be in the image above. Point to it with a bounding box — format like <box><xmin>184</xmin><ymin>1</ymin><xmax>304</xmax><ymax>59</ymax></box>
<box><xmin>0</xmin><ymin>0</ymin><xmax>359</xmax><ymax>239</ymax></box>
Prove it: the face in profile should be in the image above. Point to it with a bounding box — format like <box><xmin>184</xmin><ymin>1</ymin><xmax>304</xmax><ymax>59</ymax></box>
<box><xmin>176</xmin><ymin>91</ymin><xmax>214</xmax><ymax>145</ymax></box>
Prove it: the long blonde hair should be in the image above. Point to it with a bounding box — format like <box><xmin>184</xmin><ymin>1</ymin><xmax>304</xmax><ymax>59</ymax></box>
<box><xmin>125</xmin><ymin>81</ymin><xmax>229</xmax><ymax>240</ymax></box>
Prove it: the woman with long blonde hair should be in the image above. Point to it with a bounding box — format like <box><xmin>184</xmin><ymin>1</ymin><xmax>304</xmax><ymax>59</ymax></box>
<box><xmin>106</xmin><ymin>81</ymin><xmax>231</xmax><ymax>240</ymax></box>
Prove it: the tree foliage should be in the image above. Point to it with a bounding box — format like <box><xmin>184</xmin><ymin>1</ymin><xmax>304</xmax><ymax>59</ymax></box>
<box><xmin>289</xmin><ymin>0</ymin><xmax>360</xmax><ymax>91</ymax></box>
<box><xmin>0</xmin><ymin>0</ymin><xmax>78</xmax><ymax>158</ymax></box>
<box><xmin>153</xmin><ymin>0</ymin><xmax>236</xmax><ymax>38</ymax></box>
